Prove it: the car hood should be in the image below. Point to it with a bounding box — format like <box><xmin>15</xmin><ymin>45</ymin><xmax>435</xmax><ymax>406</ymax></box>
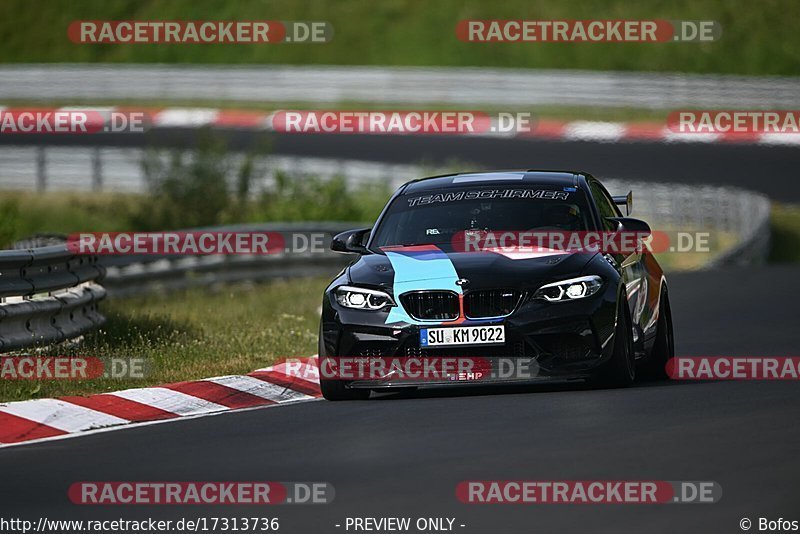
<box><xmin>348</xmin><ymin>245</ymin><xmax>597</xmax><ymax>293</ymax></box>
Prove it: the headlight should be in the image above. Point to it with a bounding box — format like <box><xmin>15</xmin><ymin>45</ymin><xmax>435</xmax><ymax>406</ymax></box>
<box><xmin>534</xmin><ymin>275</ymin><xmax>603</xmax><ymax>302</ymax></box>
<box><xmin>335</xmin><ymin>285</ymin><xmax>395</xmax><ymax>310</ymax></box>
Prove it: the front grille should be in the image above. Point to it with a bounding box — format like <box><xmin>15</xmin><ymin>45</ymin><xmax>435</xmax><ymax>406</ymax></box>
<box><xmin>405</xmin><ymin>340</ymin><xmax>527</xmax><ymax>359</ymax></box>
<box><xmin>464</xmin><ymin>289</ymin><xmax>522</xmax><ymax>319</ymax></box>
<box><xmin>357</xmin><ymin>346</ymin><xmax>389</xmax><ymax>358</ymax></box>
<box><xmin>400</xmin><ymin>291</ymin><xmax>459</xmax><ymax>321</ymax></box>
<box><xmin>533</xmin><ymin>334</ymin><xmax>592</xmax><ymax>361</ymax></box>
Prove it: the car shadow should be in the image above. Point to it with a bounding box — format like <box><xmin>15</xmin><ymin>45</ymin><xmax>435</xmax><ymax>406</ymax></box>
<box><xmin>369</xmin><ymin>374</ymin><xmax>721</xmax><ymax>401</ymax></box>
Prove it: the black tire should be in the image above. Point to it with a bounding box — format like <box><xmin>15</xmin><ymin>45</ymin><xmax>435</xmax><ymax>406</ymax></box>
<box><xmin>592</xmin><ymin>296</ymin><xmax>636</xmax><ymax>387</ymax></box>
<box><xmin>319</xmin><ymin>377</ymin><xmax>371</xmax><ymax>401</ymax></box>
<box><xmin>640</xmin><ymin>289</ymin><xmax>675</xmax><ymax>381</ymax></box>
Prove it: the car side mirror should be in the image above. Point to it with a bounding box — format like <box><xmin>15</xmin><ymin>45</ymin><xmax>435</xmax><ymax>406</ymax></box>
<box><xmin>331</xmin><ymin>228</ymin><xmax>372</xmax><ymax>254</ymax></box>
<box><xmin>606</xmin><ymin>217</ymin><xmax>651</xmax><ymax>235</ymax></box>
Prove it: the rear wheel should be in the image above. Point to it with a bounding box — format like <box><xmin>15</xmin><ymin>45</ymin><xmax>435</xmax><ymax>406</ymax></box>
<box><xmin>592</xmin><ymin>297</ymin><xmax>635</xmax><ymax>387</ymax></box>
<box><xmin>640</xmin><ymin>289</ymin><xmax>674</xmax><ymax>380</ymax></box>
<box><xmin>319</xmin><ymin>375</ymin><xmax>371</xmax><ymax>401</ymax></box>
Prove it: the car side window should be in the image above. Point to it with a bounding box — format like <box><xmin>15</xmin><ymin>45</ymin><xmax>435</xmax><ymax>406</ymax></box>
<box><xmin>589</xmin><ymin>181</ymin><xmax>620</xmax><ymax>231</ymax></box>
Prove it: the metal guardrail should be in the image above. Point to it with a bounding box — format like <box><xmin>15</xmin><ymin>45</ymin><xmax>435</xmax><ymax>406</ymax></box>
<box><xmin>98</xmin><ymin>223</ymin><xmax>355</xmax><ymax>297</ymax></box>
<box><xmin>706</xmin><ymin>189</ymin><xmax>772</xmax><ymax>268</ymax></box>
<box><xmin>0</xmin><ymin>243</ymin><xmax>106</xmax><ymax>352</ymax></box>
<box><xmin>2</xmin><ymin>65</ymin><xmax>800</xmax><ymax>109</ymax></box>
<box><xmin>0</xmin><ymin>147</ymin><xmax>422</xmax><ymax>193</ymax></box>
<box><xmin>604</xmin><ymin>179</ymin><xmax>772</xmax><ymax>264</ymax></box>
<box><xmin>0</xmin><ymin>225</ymin><xmax>353</xmax><ymax>351</ymax></box>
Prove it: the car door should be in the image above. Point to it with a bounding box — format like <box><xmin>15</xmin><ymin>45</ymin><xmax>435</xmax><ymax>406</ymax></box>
<box><xmin>588</xmin><ymin>180</ymin><xmax>647</xmax><ymax>341</ymax></box>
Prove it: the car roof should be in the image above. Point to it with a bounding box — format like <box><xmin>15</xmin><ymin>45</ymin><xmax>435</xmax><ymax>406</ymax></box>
<box><xmin>401</xmin><ymin>170</ymin><xmax>584</xmax><ymax>194</ymax></box>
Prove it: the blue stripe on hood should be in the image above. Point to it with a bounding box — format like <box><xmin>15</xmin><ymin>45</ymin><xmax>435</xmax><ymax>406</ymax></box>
<box><xmin>383</xmin><ymin>246</ymin><xmax>461</xmax><ymax>325</ymax></box>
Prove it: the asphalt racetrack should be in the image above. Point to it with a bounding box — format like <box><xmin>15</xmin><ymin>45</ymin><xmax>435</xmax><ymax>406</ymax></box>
<box><xmin>0</xmin><ymin>133</ymin><xmax>798</xmax><ymax>533</ymax></box>
<box><xmin>0</xmin><ymin>266</ymin><xmax>798</xmax><ymax>532</ymax></box>
<box><xmin>2</xmin><ymin>130</ymin><xmax>799</xmax><ymax>200</ymax></box>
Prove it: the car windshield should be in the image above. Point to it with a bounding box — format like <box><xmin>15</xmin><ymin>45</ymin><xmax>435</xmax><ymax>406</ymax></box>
<box><xmin>369</xmin><ymin>186</ymin><xmax>591</xmax><ymax>249</ymax></box>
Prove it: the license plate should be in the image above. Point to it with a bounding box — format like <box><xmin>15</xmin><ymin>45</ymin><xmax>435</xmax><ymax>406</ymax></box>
<box><xmin>420</xmin><ymin>325</ymin><xmax>505</xmax><ymax>347</ymax></box>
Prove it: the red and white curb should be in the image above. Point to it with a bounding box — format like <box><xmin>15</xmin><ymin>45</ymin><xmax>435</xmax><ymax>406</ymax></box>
<box><xmin>0</xmin><ymin>356</ymin><xmax>321</xmax><ymax>448</ymax></box>
<box><xmin>3</xmin><ymin>106</ymin><xmax>800</xmax><ymax>146</ymax></box>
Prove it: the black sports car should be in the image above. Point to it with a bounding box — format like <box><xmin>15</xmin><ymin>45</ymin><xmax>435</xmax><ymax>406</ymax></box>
<box><xmin>318</xmin><ymin>171</ymin><xmax>674</xmax><ymax>400</ymax></box>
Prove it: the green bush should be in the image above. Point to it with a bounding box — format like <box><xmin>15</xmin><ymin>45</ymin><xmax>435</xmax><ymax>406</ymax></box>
<box><xmin>0</xmin><ymin>137</ymin><xmax>396</xmax><ymax>246</ymax></box>
<box><xmin>254</xmin><ymin>171</ymin><xmax>389</xmax><ymax>222</ymax></box>
<box><xmin>0</xmin><ymin>198</ymin><xmax>21</xmax><ymax>248</ymax></box>
<box><xmin>0</xmin><ymin>0</ymin><xmax>797</xmax><ymax>75</ymax></box>
<box><xmin>135</xmin><ymin>130</ymin><xmax>390</xmax><ymax>227</ymax></box>
<box><xmin>135</xmin><ymin>134</ymin><xmax>236</xmax><ymax>230</ymax></box>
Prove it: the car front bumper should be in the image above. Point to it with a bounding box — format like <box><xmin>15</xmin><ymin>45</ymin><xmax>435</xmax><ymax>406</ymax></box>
<box><xmin>320</xmin><ymin>284</ymin><xmax>619</xmax><ymax>389</ymax></box>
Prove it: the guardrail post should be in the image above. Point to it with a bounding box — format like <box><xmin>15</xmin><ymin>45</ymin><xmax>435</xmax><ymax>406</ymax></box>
<box><xmin>36</xmin><ymin>146</ymin><xmax>47</xmax><ymax>192</ymax></box>
<box><xmin>92</xmin><ymin>147</ymin><xmax>103</xmax><ymax>192</ymax></box>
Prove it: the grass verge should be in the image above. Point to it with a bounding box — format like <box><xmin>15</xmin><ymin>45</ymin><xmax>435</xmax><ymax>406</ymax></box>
<box><xmin>0</xmin><ymin>278</ymin><xmax>328</xmax><ymax>403</ymax></box>
<box><xmin>0</xmin><ymin>185</ymin><xmax>390</xmax><ymax>248</ymax></box>
<box><xmin>0</xmin><ymin>0</ymin><xmax>797</xmax><ymax>75</ymax></box>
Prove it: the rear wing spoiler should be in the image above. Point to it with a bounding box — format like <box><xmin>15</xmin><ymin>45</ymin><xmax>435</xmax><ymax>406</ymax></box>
<box><xmin>612</xmin><ymin>191</ymin><xmax>632</xmax><ymax>215</ymax></box>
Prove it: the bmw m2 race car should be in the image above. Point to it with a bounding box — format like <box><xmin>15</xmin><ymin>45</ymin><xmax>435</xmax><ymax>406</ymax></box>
<box><xmin>319</xmin><ymin>171</ymin><xmax>674</xmax><ymax>400</ymax></box>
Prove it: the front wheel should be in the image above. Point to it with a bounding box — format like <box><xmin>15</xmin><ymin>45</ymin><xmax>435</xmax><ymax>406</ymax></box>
<box><xmin>591</xmin><ymin>297</ymin><xmax>635</xmax><ymax>387</ymax></box>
